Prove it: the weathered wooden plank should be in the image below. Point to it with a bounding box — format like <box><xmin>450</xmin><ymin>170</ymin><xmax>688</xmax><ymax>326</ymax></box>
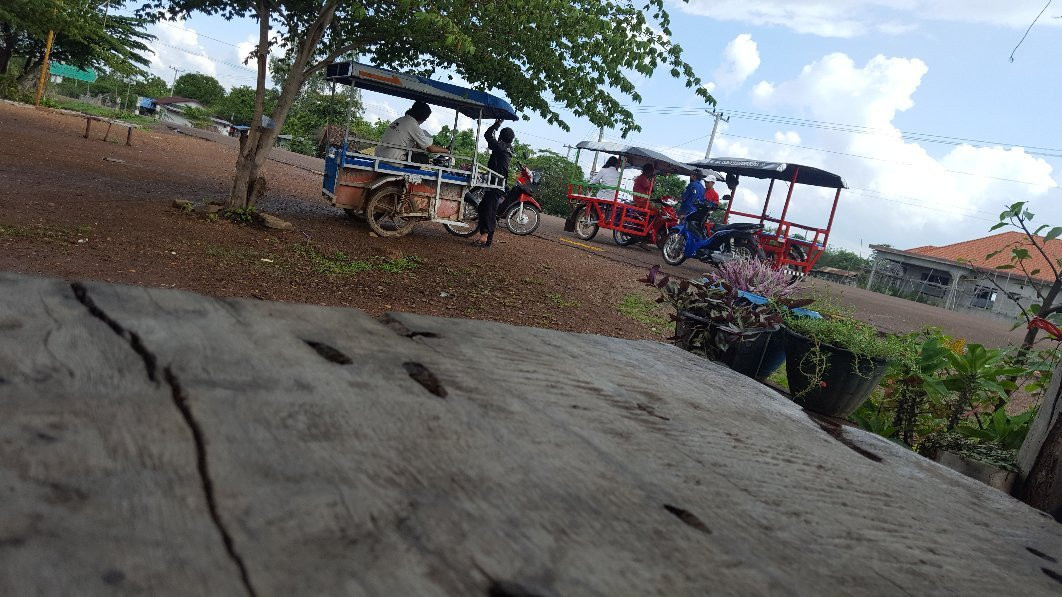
<box><xmin>60</xmin><ymin>275</ymin><xmax>1062</xmax><ymax>596</ymax></box>
<box><xmin>0</xmin><ymin>274</ymin><xmax>245</xmax><ymax>596</ymax></box>
<box><xmin>1017</xmin><ymin>358</ymin><xmax>1062</xmax><ymax>521</ymax></box>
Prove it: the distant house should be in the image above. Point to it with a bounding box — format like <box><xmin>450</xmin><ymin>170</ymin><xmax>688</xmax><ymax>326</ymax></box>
<box><xmin>867</xmin><ymin>232</ymin><xmax>1061</xmax><ymax>320</ymax></box>
<box><xmin>811</xmin><ymin>266</ymin><xmax>860</xmax><ymax>286</ymax></box>
<box><xmin>148</xmin><ymin>97</ymin><xmax>231</xmax><ymax>135</ymax></box>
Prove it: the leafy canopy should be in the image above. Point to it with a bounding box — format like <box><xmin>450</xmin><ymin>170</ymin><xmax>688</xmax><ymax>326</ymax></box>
<box><xmin>138</xmin><ymin>0</ymin><xmax>713</xmax><ymax>135</ymax></box>
<box><xmin>173</xmin><ymin>72</ymin><xmax>226</xmax><ymax>105</ymax></box>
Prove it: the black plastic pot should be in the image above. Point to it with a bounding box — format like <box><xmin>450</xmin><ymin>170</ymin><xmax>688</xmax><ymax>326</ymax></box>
<box><xmin>781</xmin><ymin>327</ymin><xmax>888</xmax><ymax>418</ymax></box>
<box><xmin>675</xmin><ymin>311</ymin><xmax>785</xmax><ymax>380</ymax></box>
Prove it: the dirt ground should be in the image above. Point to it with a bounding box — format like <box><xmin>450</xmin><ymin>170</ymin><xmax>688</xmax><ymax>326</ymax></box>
<box><xmin>0</xmin><ymin>101</ymin><xmax>1028</xmax><ymax>348</ymax></box>
<box><xmin>0</xmin><ymin>101</ymin><xmax>674</xmax><ymax>341</ymax></box>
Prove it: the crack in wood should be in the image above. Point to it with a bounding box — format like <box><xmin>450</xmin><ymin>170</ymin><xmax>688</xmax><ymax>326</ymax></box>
<box><xmin>487</xmin><ymin>580</ymin><xmax>547</xmax><ymax>597</ymax></box>
<box><xmin>379</xmin><ymin>315</ymin><xmax>440</xmax><ymax>339</ymax></box>
<box><xmin>302</xmin><ymin>339</ymin><xmax>352</xmax><ymax>365</ymax></box>
<box><xmin>70</xmin><ymin>283</ymin><xmax>258</xmax><ymax>597</ymax></box>
<box><xmin>71</xmin><ymin>283</ymin><xmax>158</xmax><ymax>382</ymax></box>
<box><xmin>806</xmin><ymin>411</ymin><xmax>883</xmax><ymax>463</ymax></box>
<box><xmin>1043</xmin><ymin>567</ymin><xmax>1062</xmax><ymax>585</ymax></box>
<box><xmin>403</xmin><ymin>362</ymin><xmax>447</xmax><ymax>398</ymax></box>
<box><xmin>663</xmin><ymin>504</ymin><xmax>712</xmax><ymax>534</ymax></box>
<box><xmin>1028</xmin><ymin>546</ymin><xmax>1059</xmax><ymax>563</ymax></box>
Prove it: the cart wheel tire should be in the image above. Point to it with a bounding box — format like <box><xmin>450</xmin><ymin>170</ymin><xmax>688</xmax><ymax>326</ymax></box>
<box><xmin>366</xmin><ymin>186</ymin><xmax>416</xmax><ymax>238</ymax></box>
<box><xmin>783</xmin><ymin>244</ymin><xmax>808</xmax><ymax>280</ymax></box>
<box><xmin>613</xmin><ymin>229</ymin><xmax>636</xmax><ymax>246</ymax></box>
<box><xmin>661</xmin><ymin>231</ymin><xmax>687</xmax><ymax>266</ymax></box>
<box><xmin>443</xmin><ymin>219</ymin><xmax>478</xmax><ymax>238</ymax></box>
<box><xmin>573</xmin><ymin>205</ymin><xmax>599</xmax><ymax>241</ymax></box>
<box><xmin>343</xmin><ymin>208</ymin><xmax>366</xmax><ymax>222</ymax></box>
<box><xmin>505</xmin><ymin>203</ymin><xmax>540</xmax><ymax>236</ymax></box>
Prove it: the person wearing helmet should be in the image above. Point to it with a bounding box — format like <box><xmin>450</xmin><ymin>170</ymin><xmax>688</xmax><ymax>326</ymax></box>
<box><xmin>375</xmin><ymin>101</ymin><xmax>450</xmax><ymax>163</ymax></box>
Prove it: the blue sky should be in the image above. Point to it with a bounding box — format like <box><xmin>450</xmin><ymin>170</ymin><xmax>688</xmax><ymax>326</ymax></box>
<box><xmin>134</xmin><ymin>1</ymin><xmax>1062</xmax><ymax>255</ymax></box>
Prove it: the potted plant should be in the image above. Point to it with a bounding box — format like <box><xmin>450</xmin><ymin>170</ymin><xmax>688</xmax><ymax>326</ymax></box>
<box><xmin>781</xmin><ymin>311</ymin><xmax>899</xmax><ymax>418</ymax></box>
<box><xmin>918</xmin><ymin>430</ymin><xmax>1024</xmax><ymax>492</ymax></box>
<box><xmin>645</xmin><ymin>265</ymin><xmax>785</xmax><ymax>379</ymax></box>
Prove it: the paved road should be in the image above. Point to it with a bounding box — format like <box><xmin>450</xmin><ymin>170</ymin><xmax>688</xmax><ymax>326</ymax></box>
<box><xmin>532</xmin><ymin>213</ymin><xmax>1025</xmax><ymax>347</ymax></box>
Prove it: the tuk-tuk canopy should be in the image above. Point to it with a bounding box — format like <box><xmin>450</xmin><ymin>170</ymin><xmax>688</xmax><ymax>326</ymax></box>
<box><xmin>325</xmin><ymin>61</ymin><xmax>518</xmax><ymax>121</ymax></box>
<box><xmin>687</xmin><ymin>157</ymin><xmax>846</xmax><ymax>189</ymax></box>
<box><xmin>576</xmin><ymin>141</ymin><xmax>698</xmax><ymax>177</ymax></box>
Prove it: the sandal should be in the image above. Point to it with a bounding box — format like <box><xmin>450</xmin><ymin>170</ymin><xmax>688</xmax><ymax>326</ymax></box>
<box><xmin>471</xmin><ymin>240</ymin><xmax>485</xmax><ymax>246</ymax></box>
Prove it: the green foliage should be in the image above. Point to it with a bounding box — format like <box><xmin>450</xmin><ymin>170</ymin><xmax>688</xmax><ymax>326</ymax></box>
<box><xmin>138</xmin><ymin>0</ymin><xmax>711</xmax><ymax>136</ymax></box>
<box><xmin>814</xmin><ymin>247</ymin><xmax>871</xmax><ymax>272</ymax></box>
<box><xmin>783</xmin><ymin>313</ymin><xmax>903</xmax><ymax>362</ymax></box>
<box><xmin>524</xmin><ymin>150</ymin><xmax>585</xmax><ymax>217</ymax></box>
<box><xmin>213</xmin><ymin>85</ymin><xmax>278</xmax><ymax>126</ymax></box>
<box><xmin>173</xmin><ymin>72</ymin><xmax>225</xmax><ymax>105</ymax></box>
<box><xmin>223</xmin><ymin>206</ymin><xmax>256</xmax><ymax>224</ymax></box>
<box><xmin>48</xmin><ymin>98</ymin><xmax>155</xmax><ymax>126</ymax></box>
<box><xmin>1</xmin><ymin>1</ymin><xmax>154</xmax><ymax>78</ymax></box>
<box><xmin>179</xmin><ymin>105</ymin><xmax>214</xmax><ymax>128</ymax></box>
<box><xmin>957</xmin><ymin>407</ymin><xmax>1037</xmax><ymax>451</ymax></box>
<box><xmin>651</xmin><ymin>173</ymin><xmax>686</xmax><ymax>201</ymax></box>
<box><xmin>918</xmin><ymin>431</ymin><xmax>1020</xmax><ymax>471</ymax></box>
<box><xmin>295</xmin><ymin>244</ymin><xmax>420</xmax><ymax>275</ymax></box>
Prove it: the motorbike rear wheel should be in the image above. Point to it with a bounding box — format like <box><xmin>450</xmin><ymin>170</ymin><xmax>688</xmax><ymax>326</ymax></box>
<box><xmin>613</xmin><ymin>229</ymin><xmax>636</xmax><ymax>246</ymax></box>
<box><xmin>505</xmin><ymin>203</ymin><xmax>541</xmax><ymax>235</ymax></box>
<box><xmin>661</xmin><ymin>231</ymin><xmax>688</xmax><ymax>266</ymax></box>
<box><xmin>573</xmin><ymin>205</ymin><xmax>599</xmax><ymax>241</ymax></box>
<box><xmin>733</xmin><ymin>237</ymin><xmax>766</xmax><ymax>260</ymax></box>
<box><xmin>366</xmin><ymin>186</ymin><xmax>416</xmax><ymax>238</ymax></box>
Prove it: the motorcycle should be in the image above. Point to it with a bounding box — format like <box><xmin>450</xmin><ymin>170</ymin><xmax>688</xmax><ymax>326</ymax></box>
<box><xmin>660</xmin><ymin>207</ymin><xmax>766</xmax><ymax>266</ymax></box>
<box><xmin>612</xmin><ymin>197</ymin><xmax>682</xmax><ymax>249</ymax></box>
<box><xmin>444</xmin><ymin>162</ymin><xmax>543</xmax><ymax>237</ymax></box>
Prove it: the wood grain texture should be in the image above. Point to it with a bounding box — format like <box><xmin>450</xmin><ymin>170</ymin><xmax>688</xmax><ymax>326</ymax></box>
<box><xmin>2</xmin><ymin>272</ymin><xmax>1061</xmax><ymax>596</ymax></box>
<box><xmin>0</xmin><ymin>274</ymin><xmax>245</xmax><ymax>596</ymax></box>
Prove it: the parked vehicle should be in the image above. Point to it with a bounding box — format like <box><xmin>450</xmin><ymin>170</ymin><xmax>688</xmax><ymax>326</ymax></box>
<box><xmin>444</xmin><ymin>162</ymin><xmax>543</xmax><ymax>237</ymax></box>
<box><xmin>320</xmin><ymin>61</ymin><xmax>517</xmax><ymax>238</ymax></box>
<box><xmin>684</xmin><ymin>157</ymin><xmax>848</xmax><ymax>273</ymax></box>
<box><xmin>660</xmin><ymin>208</ymin><xmax>766</xmax><ymax>266</ymax></box>
<box><xmin>564</xmin><ymin>142</ymin><xmax>712</xmax><ymax>246</ymax></box>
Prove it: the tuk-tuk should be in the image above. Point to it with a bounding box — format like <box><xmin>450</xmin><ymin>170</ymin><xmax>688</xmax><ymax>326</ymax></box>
<box><xmin>322</xmin><ymin>61</ymin><xmax>519</xmax><ymax>237</ymax></box>
<box><xmin>686</xmin><ymin>157</ymin><xmax>847</xmax><ymax>274</ymax></box>
<box><xmin>563</xmin><ymin>141</ymin><xmax>719</xmax><ymax>247</ymax></box>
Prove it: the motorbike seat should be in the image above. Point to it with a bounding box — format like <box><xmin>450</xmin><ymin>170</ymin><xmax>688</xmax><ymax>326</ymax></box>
<box><xmin>716</xmin><ymin>223</ymin><xmax>763</xmax><ymax>231</ymax></box>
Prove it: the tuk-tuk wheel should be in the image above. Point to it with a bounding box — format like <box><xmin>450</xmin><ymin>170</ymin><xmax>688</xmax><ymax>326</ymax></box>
<box><xmin>573</xmin><ymin>205</ymin><xmax>599</xmax><ymax>241</ymax></box>
<box><xmin>613</xmin><ymin>229</ymin><xmax>636</xmax><ymax>246</ymax></box>
<box><xmin>366</xmin><ymin>186</ymin><xmax>416</xmax><ymax>237</ymax></box>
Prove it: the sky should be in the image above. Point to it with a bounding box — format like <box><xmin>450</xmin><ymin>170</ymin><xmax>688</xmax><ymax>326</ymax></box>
<box><xmin>130</xmin><ymin>1</ymin><xmax>1062</xmax><ymax>256</ymax></box>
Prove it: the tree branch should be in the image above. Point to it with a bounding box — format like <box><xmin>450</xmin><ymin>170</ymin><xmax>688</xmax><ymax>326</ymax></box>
<box><xmin>1016</xmin><ymin>214</ymin><xmax>1060</xmax><ymax>281</ymax></box>
<box><xmin>304</xmin><ymin>38</ymin><xmax>377</xmax><ymax>77</ymax></box>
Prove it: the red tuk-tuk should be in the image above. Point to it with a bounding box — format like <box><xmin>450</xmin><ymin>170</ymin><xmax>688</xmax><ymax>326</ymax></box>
<box><xmin>686</xmin><ymin>158</ymin><xmax>847</xmax><ymax>273</ymax></box>
<box><xmin>563</xmin><ymin>141</ymin><xmax>718</xmax><ymax>247</ymax></box>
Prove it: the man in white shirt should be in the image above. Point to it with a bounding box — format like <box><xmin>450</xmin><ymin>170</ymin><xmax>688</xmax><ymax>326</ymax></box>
<box><xmin>374</xmin><ymin>101</ymin><xmax>450</xmax><ymax>163</ymax></box>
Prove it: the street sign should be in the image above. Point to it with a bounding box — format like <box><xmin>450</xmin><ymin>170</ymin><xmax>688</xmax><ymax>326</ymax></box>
<box><xmin>49</xmin><ymin>63</ymin><xmax>97</xmax><ymax>83</ymax></box>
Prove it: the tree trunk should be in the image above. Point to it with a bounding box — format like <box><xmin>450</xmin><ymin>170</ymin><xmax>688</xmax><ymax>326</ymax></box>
<box><xmin>0</xmin><ymin>23</ymin><xmax>15</xmax><ymax>75</ymax></box>
<box><xmin>227</xmin><ymin>0</ymin><xmax>342</xmax><ymax>209</ymax></box>
<box><xmin>1014</xmin><ymin>358</ymin><xmax>1062</xmax><ymax>521</ymax></box>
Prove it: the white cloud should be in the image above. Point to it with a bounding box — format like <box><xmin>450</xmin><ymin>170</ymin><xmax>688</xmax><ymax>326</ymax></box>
<box><xmin>680</xmin><ymin>0</ymin><xmax>1061</xmax><ymax>37</ymax></box>
<box><xmin>144</xmin><ymin>20</ymin><xmax>219</xmax><ymax>87</ymax></box>
<box><xmin>725</xmin><ymin>51</ymin><xmax>1059</xmax><ymax>252</ymax></box>
<box><xmin>712</xmin><ymin>34</ymin><xmax>761</xmax><ymax>89</ymax></box>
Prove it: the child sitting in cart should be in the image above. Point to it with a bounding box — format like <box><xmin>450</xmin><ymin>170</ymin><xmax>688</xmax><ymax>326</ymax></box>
<box><xmin>632</xmin><ymin>163</ymin><xmax>655</xmax><ymax>209</ymax></box>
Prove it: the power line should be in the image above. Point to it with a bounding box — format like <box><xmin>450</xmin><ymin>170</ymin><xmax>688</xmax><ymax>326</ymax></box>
<box><xmin>1010</xmin><ymin>0</ymin><xmax>1053</xmax><ymax>62</ymax></box>
<box><xmin>155</xmin><ymin>20</ymin><xmax>244</xmax><ymax>49</ymax></box>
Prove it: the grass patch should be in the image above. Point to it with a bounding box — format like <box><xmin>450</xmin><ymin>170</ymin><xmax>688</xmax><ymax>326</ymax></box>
<box><xmin>547</xmin><ymin>293</ymin><xmax>579</xmax><ymax>308</ymax></box>
<box><xmin>617</xmin><ymin>292</ymin><xmax>671</xmax><ymax>332</ymax></box>
<box><xmin>0</xmin><ymin>223</ymin><xmax>91</xmax><ymax>241</ymax></box>
<box><xmin>766</xmin><ymin>362</ymin><xmax>789</xmax><ymax>391</ymax></box>
<box><xmin>296</xmin><ymin>244</ymin><xmax>421</xmax><ymax>276</ymax></box>
<box><xmin>51</xmin><ymin>99</ymin><xmax>156</xmax><ymax>128</ymax></box>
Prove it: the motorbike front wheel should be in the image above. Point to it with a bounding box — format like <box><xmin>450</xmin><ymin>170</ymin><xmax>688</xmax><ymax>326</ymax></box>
<box><xmin>613</xmin><ymin>229</ymin><xmax>636</xmax><ymax>246</ymax></box>
<box><xmin>661</xmin><ymin>231</ymin><xmax>688</xmax><ymax>266</ymax></box>
<box><xmin>573</xmin><ymin>205</ymin><xmax>599</xmax><ymax>241</ymax></box>
<box><xmin>505</xmin><ymin>203</ymin><xmax>541</xmax><ymax>235</ymax></box>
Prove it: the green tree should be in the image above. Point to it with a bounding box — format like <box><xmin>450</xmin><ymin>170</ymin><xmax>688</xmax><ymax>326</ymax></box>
<box><xmin>524</xmin><ymin>150</ymin><xmax>584</xmax><ymax>217</ymax></box>
<box><xmin>651</xmin><ymin>173</ymin><xmax>686</xmax><ymax>201</ymax></box>
<box><xmin>173</xmin><ymin>72</ymin><xmax>225</xmax><ymax>105</ymax></box>
<box><xmin>132</xmin><ymin>73</ymin><xmax>169</xmax><ymax>99</ymax></box>
<box><xmin>139</xmin><ymin>0</ymin><xmax>713</xmax><ymax>209</ymax></box>
<box><xmin>1</xmin><ymin>0</ymin><xmax>152</xmax><ymax>83</ymax></box>
<box><xmin>214</xmin><ymin>85</ymin><xmax>278</xmax><ymax>125</ymax></box>
<box><xmin>815</xmin><ymin>247</ymin><xmax>871</xmax><ymax>272</ymax></box>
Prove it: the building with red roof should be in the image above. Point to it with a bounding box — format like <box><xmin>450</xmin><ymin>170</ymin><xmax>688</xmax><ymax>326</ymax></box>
<box><xmin>867</xmin><ymin>232</ymin><xmax>1057</xmax><ymax>320</ymax></box>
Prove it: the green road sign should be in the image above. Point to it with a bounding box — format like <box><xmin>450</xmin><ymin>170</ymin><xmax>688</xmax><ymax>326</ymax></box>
<box><xmin>49</xmin><ymin>63</ymin><xmax>98</xmax><ymax>83</ymax></box>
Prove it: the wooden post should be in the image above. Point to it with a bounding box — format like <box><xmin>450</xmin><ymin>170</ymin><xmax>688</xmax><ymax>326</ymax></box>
<box><xmin>103</xmin><ymin>121</ymin><xmax>113</xmax><ymax>142</ymax></box>
<box><xmin>34</xmin><ymin>30</ymin><xmax>55</xmax><ymax>107</ymax></box>
<box><xmin>125</xmin><ymin>125</ymin><xmax>133</xmax><ymax>146</ymax></box>
<box><xmin>83</xmin><ymin>117</ymin><xmax>91</xmax><ymax>139</ymax></box>
<box><xmin>1014</xmin><ymin>358</ymin><xmax>1062</xmax><ymax>521</ymax></box>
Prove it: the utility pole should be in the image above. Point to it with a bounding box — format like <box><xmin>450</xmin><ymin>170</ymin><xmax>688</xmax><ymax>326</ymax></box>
<box><xmin>590</xmin><ymin>125</ymin><xmax>604</xmax><ymax>172</ymax></box>
<box><xmin>170</xmin><ymin>67</ymin><xmax>181</xmax><ymax>95</ymax></box>
<box><xmin>704</xmin><ymin>109</ymin><xmax>730</xmax><ymax>159</ymax></box>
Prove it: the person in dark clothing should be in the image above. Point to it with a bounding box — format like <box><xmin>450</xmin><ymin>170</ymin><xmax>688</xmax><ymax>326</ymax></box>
<box><xmin>473</xmin><ymin>119</ymin><xmax>515</xmax><ymax>247</ymax></box>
